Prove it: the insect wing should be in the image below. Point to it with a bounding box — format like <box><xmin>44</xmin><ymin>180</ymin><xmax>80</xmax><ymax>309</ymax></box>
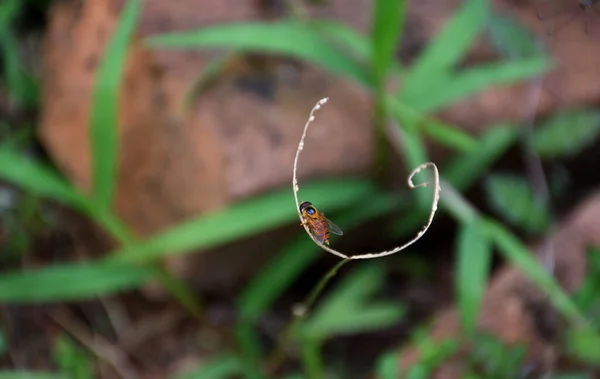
<box><xmin>306</xmin><ymin>219</ymin><xmax>327</xmax><ymax>244</ymax></box>
<box><xmin>322</xmin><ymin>214</ymin><xmax>343</xmax><ymax>236</ymax></box>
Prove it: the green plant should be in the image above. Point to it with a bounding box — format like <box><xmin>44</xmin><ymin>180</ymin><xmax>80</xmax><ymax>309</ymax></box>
<box><xmin>1</xmin><ymin>0</ymin><xmax>599</xmax><ymax>377</ymax></box>
<box><xmin>0</xmin><ymin>0</ymin><xmax>39</xmax><ymax>109</ymax></box>
<box><xmin>52</xmin><ymin>334</ymin><xmax>93</xmax><ymax>379</ymax></box>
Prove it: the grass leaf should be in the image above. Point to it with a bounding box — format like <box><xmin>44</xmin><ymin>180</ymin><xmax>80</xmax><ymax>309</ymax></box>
<box><xmin>0</xmin><ymin>145</ymin><xmax>90</xmax><ymax>212</ymax></box>
<box><xmin>456</xmin><ymin>221</ymin><xmax>492</xmax><ymax>335</ymax></box>
<box><xmin>376</xmin><ymin>350</ymin><xmax>401</xmax><ymax>379</ymax></box>
<box><xmin>532</xmin><ymin>109</ymin><xmax>600</xmax><ymax>158</ymax></box>
<box><xmin>146</xmin><ymin>21</ymin><xmax>370</xmax><ymax>87</ymax></box>
<box><xmin>387</xmin><ymin>97</ymin><xmax>477</xmax><ymax>153</ymax></box>
<box><xmin>312</xmin><ymin>20</ymin><xmax>371</xmax><ymax>64</ymax></box>
<box><xmin>371</xmin><ymin>0</ymin><xmax>406</xmax><ymax>88</ymax></box>
<box><xmin>444</xmin><ymin>124</ymin><xmax>518</xmax><ymax>191</ymax></box>
<box><xmin>90</xmin><ymin>0</ymin><xmax>141</xmax><ymax>209</ymax></box>
<box><xmin>400</xmin><ymin>0</ymin><xmax>489</xmax><ymax>100</ymax></box>
<box><xmin>488</xmin><ymin>11</ymin><xmax>544</xmax><ymax>59</ymax></box>
<box><xmin>0</xmin><ymin>0</ymin><xmax>20</xmax><ymax>27</ymax></box>
<box><xmin>0</xmin><ymin>28</ymin><xmax>39</xmax><ymax>108</ymax></box>
<box><xmin>469</xmin><ymin>333</ymin><xmax>526</xmax><ymax>378</ymax></box>
<box><xmin>0</xmin><ymin>263</ymin><xmax>153</xmax><ymax>302</ymax></box>
<box><xmin>485</xmin><ymin>173</ymin><xmax>550</xmax><ymax>233</ymax></box>
<box><xmin>483</xmin><ymin>219</ymin><xmax>583</xmax><ymax>323</ymax></box>
<box><xmin>303</xmin><ymin>264</ymin><xmax>405</xmax><ymax>339</ymax></box>
<box><xmin>565</xmin><ymin>325</ymin><xmax>600</xmax><ymax>365</ymax></box>
<box><xmin>107</xmin><ymin>179</ymin><xmax>376</xmax><ymax>263</ymax></box>
<box><xmin>53</xmin><ymin>334</ymin><xmax>93</xmax><ymax>379</ymax></box>
<box><xmin>406</xmin><ymin>57</ymin><xmax>551</xmax><ymax>113</ymax></box>
<box><xmin>573</xmin><ymin>248</ymin><xmax>600</xmax><ymax>316</ymax></box>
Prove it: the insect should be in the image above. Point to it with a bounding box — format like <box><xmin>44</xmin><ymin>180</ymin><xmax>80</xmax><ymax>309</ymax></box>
<box><xmin>299</xmin><ymin>201</ymin><xmax>343</xmax><ymax>246</ymax></box>
<box><xmin>536</xmin><ymin>0</ymin><xmax>600</xmax><ymax>35</ymax></box>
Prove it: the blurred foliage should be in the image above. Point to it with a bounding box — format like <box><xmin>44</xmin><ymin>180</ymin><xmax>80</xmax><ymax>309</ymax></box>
<box><xmin>532</xmin><ymin>110</ymin><xmax>600</xmax><ymax>159</ymax></box>
<box><xmin>467</xmin><ymin>333</ymin><xmax>527</xmax><ymax>379</ymax></box>
<box><xmin>0</xmin><ymin>0</ymin><xmax>39</xmax><ymax>109</ymax></box>
<box><xmin>301</xmin><ymin>264</ymin><xmax>405</xmax><ymax>339</ymax></box>
<box><xmin>376</xmin><ymin>350</ymin><xmax>400</xmax><ymax>379</ymax></box>
<box><xmin>53</xmin><ymin>334</ymin><xmax>93</xmax><ymax>379</ymax></box>
<box><xmin>0</xmin><ymin>331</ymin><xmax>6</xmax><ymax>358</ymax></box>
<box><xmin>0</xmin><ymin>0</ymin><xmax>600</xmax><ymax>378</ymax></box>
<box><xmin>403</xmin><ymin>331</ymin><xmax>460</xmax><ymax>379</ymax></box>
<box><xmin>456</xmin><ymin>220</ymin><xmax>492</xmax><ymax>336</ymax></box>
<box><xmin>485</xmin><ymin>172</ymin><xmax>550</xmax><ymax>233</ymax></box>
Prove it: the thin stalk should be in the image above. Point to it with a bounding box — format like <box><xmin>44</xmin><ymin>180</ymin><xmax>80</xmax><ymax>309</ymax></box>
<box><xmin>301</xmin><ymin>337</ymin><xmax>325</xmax><ymax>379</ymax></box>
<box><xmin>266</xmin><ymin>258</ymin><xmax>351</xmax><ymax>372</ymax></box>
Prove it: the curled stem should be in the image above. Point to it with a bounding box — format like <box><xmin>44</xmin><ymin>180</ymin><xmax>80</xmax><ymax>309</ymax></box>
<box><xmin>293</xmin><ymin>97</ymin><xmax>441</xmax><ymax>260</ymax></box>
<box><xmin>270</xmin><ymin>98</ymin><xmax>441</xmax><ymax>374</ymax></box>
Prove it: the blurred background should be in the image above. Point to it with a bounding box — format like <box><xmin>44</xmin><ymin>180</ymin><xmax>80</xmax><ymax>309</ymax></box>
<box><xmin>1</xmin><ymin>0</ymin><xmax>600</xmax><ymax>378</ymax></box>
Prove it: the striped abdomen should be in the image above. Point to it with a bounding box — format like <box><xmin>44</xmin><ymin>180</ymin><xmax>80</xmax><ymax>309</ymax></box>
<box><xmin>306</xmin><ymin>217</ymin><xmax>330</xmax><ymax>245</ymax></box>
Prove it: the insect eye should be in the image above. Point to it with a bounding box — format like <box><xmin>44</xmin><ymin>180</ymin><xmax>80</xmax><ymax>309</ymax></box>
<box><xmin>307</xmin><ymin>207</ymin><xmax>315</xmax><ymax>215</ymax></box>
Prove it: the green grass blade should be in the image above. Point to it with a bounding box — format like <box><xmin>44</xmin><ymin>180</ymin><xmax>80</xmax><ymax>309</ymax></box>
<box><xmin>312</xmin><ymin>20</ymin><xmax>371</xmax><ymax>63</ymax></box>
<box><xmin>303</xmin><ymin>264</ymin><xmax>405</xmax><ymax>339</ymax></box>
<box><xmin>299</xmin><ymin>336</ymin><xmax>324</xmax><ymax>379</ymax></box>
<box><xmin>485</xmin><ymin>173</ymin><xmax>550</xmax><ymax>233</ymax></box>
<box><xmin>387</xmin><ymin>97</ymin><xmax>477</xmax><ymax>153</ymax></box>
<box><xmin>53</xmin><ymin>334</ymin><xmax>93</xmax><ymax>379</ymax></box>
<box><xmin>444</xmin><ymin>124</ymin><xmax>518</xmax><ymax>191</ymax></box>
<box><xmin>0</xmin><ymin>0</ymin><xmax>20</xmax><ymax>27</ymax></box>
<box><xmin>371</xmin><ymin>0</ymin><xmax>406</xmax><ymax>88</ymax></box>
<box><xmin>487</xmin><ymin>11</ymin><xmax>544</xmax><ymax>59</ymax></box>
<box><xmin>565</xmin><ymin>325</ymin><xmax>600</xmax><ymax>365</ymax></box>
<box><xmin>90</xmin><ymin>0</ymin><xmax>142</xmax><ymax>209</ymax></box>
<box><xmin>152</xmin><ymin>267</ymin><xmax>203</xmax><ymax>317</ymax></box>
<box><xmin>438</xmin><ymin>180</ymin><xmax>478</xmax><ymax>225</ymax></box>
<box><xmin>532</xmin><ymin>109</ymin><xmax>600</xmax><ymax>158</ymax></box>
<box><xmin>456</xmin><ymin>220</ymin><xmax>492</xmax><ymax>335</ymax></box>
<box><xmin>106</xmin><ymin>179</ymin><xmax>376</xmax><ymax>263</ymax></box>
<box><xmin>400</xmin><ymin>0</ymin><xmax>489</xmax><ymax>100</ymax></box>
<box><xmin>419</xmin><ymin>119</ymin><xmax>476</xmax><ymax>153</ymax></box>
<box><xmin>0</xmin><ymin>28</ymin><xmax>38</xmax><ymax>108</ymax></box>
<box><xmin>146</xmin><ymin>21</ymin><xmax>370</xmax><ymax>87</ymax></box>
<box><xmin>573</xmin><ymin>248</ymin><xmax>600</xmax><ymax>314</ymax></box>
<box><xmin>306</xmin><ymin>304</ymin><xmax>404</xmax><ymax>338</ymax></box>
<box><xmin>0</xmin><ymin>146</ymin><xmax>90</xmax><ymax>212</ymax></box>
<box><xmin>376</xmin><ymin>350</ymin><xmax>401</xmax><ymax>379</ymax></box>
<box><xmin>0</xmin><ymin>263</ymin><xmax>153</xmax><ymax>302</ymax></box>
<box><xmin>175</xmin><ymin>354</ymin><xmax>242</xmax><ymax>379</ymax></box>
<box><xmin>483</xmin><ymin>219</ymin><xmax>584</xmax><ymax>324</ymax></box>
<box><xmin>406</xmin><ymin>57</ymin><xmax>551</xmax><ymax>113</ymax></box>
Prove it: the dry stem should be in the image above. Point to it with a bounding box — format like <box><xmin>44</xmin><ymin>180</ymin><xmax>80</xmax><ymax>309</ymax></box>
<box><xmin>293</xmin><ymin>97</ymin><xmax>441</xmax><ymax>260</ymax></box>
